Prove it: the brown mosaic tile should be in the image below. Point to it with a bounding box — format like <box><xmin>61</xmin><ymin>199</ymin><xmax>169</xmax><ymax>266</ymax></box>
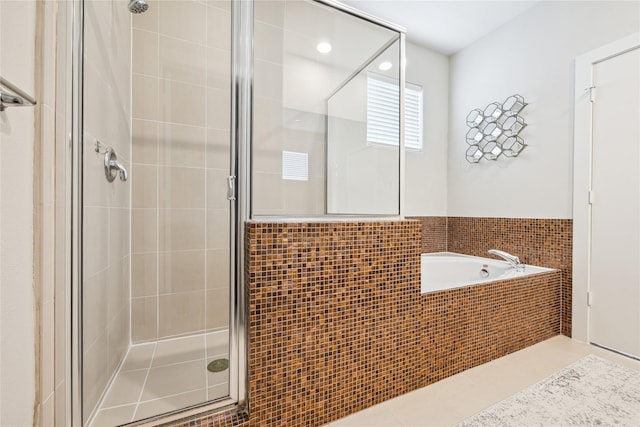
<box><xmin>169</xmin><ymin>219</ymin><xmax>565</xmax><ymax>427</ymax></box>
<box><xmin>406</xmin><ymin>216</ymin><xmax>447</xmax><ymax>253</ymax></box>
<box><xmin>162</xmin><ymin>409</ymin><xmax>249</xmax><ymax>427</ymax></box>
<box><xmin>246</xmin><ymin>222</ymin><xmax>422</xmax><ymax>426</ymax></box>
<box><xmin>446</xmin><ymin>217</ymin><xmax>572</xmax><ymax>337</ymax></box>
<box><xmin>420</xmin><ymin>271</ymin><xmax>562</xmax><ymax>384</ymax></box>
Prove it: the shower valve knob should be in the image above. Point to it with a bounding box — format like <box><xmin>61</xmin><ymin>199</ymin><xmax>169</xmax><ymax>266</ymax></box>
<box><xmin>103</xmin><ymin>147</ymin><xmax>128</xmax><ymax>183</ymax></box>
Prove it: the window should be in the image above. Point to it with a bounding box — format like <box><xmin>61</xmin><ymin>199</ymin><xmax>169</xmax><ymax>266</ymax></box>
<box><xmin>366</xmin><ymin>74</ymin><xmax>423</xmax><ymax>151</ymax></box>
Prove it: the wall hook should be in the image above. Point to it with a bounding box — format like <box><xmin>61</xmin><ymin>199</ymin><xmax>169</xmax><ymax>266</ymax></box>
<box><xmin>0</xmin><ymin>76</ymin><xmax>37</xmax><ymax>112</ymax></box>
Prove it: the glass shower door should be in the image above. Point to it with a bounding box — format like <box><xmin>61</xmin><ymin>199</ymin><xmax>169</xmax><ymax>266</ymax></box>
<box><xmin>80</xmin><ymin>0</ymin><xmax>233</xmax><ymax>425</ymax></box>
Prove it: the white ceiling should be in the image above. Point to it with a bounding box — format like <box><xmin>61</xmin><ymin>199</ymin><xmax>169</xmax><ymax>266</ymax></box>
<box><xmin>341</xmin><ymin>1</ymin><xmax>540</xmax><ymax>55</ymax></box>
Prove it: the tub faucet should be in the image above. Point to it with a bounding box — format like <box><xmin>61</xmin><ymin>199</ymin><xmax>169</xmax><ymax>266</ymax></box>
<box><xmin>488</xmin><ymin>249</ymin><xmax>524</xmax><ymax>271</ymax></box>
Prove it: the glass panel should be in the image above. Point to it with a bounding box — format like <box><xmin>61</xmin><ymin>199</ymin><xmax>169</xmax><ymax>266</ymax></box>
<box><xmin>327</xmin><ymin>40</ymin><xmax>400</xmax><ymax>215</ymax></box>
<box><xmin>252</xmin><ymin>0</ymin><xmax>401</xmax><ymax>216</ymax></box>
<box><xmin>82</xmin><ymin>0</ymin><xmax>232</xmax><ymax>425</ymax></box>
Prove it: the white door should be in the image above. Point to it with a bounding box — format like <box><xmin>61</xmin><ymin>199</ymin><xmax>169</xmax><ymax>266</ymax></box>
<box><xmin>589</xmin><ymin>46</ymin><xmax>640</xmax><ymax>359</ymax></box>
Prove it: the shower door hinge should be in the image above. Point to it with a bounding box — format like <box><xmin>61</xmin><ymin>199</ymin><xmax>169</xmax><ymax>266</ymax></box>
<box><xmin>226</xmin><ymin>175</ymin><xmax>237</xmax><ymax>201</ymax></box>
<box><xmin>588</xmin><ymin>86</ymin><xmax>596</xmax><ymax>102</ymax></box>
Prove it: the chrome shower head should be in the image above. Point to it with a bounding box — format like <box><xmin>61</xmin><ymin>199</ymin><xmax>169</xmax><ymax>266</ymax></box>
<box><xmin>128</xmin><ymin>0</ymin><xmax>149</xmax><ymax>14</ymax></box>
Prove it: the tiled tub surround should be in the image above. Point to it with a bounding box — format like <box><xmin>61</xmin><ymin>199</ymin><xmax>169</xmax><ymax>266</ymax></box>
<box><xmin>408</xmin><ymin>217</ymin><xmax>572</xmax><ymax>337</ymax></box>
<box><xmin>164</xmin><ymin>220</ymin><xmax>562</xmax><ymax>427</ymax></box>
<box><xmin>446</xmin><ymin>217</ymin><xmax>572</xmax><ymax>337</ymax></box>
<box><xmin>421</xmin><ymin>270</ymin><xmax>561</xmax><ymax>384</ymax></box>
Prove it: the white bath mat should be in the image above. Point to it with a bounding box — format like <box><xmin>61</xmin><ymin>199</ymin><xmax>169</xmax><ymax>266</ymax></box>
<box><xmin>457</xmin><ymin>354</ymin><xmax>640</xmax><ymax>426</ymax></box>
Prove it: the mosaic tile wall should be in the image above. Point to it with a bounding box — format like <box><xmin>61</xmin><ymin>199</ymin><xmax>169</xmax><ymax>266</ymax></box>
<box><xmin>446</xmin><ymin>217</ymin><xmax>572</xmax><ymax>336</ymax></box>
<box><xmin>245</xmin><ymin>222</ymin><xmax>422</xmax><ymax>426</ymax></box>
<box><xmin>169</xmin><ymin>219</ymin><xmax>564</xmax><ymax>427</ymax></box>
<box><xmin>406</xmin><ymin>216</ymin><xmax>447</xmax><ymax>253</ymax></box>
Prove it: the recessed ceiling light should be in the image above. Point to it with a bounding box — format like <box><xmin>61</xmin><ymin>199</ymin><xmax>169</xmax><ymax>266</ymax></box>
<box><xmin>316</xmin><ymin>42</ymin><xmax>332</xmax><ymax>54</ymax></box>
<box><xmin>378</xmin><ymin>61</ymin><xmax>393</xmax><ymax>71</ymax></box>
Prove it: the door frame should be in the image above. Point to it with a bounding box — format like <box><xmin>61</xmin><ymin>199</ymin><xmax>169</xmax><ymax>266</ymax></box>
<box><xmin>572</xmin><ymin>32</ymin><xmax>640</xmax><ymax>344</ymax></box>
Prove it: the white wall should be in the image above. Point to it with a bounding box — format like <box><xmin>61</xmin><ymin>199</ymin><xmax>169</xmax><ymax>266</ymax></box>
<box><xmin>404</xmin><ymin>42</ymin><xmax>449</xmax><ymax>216</ymax></box>
<box><xmin>0</xmin><ymin>1</ymin><xmax>37</xmax><ymax>425</ymax></box>
<box><xmin>447</xmin><ymin>1</ymin><xmax>640</xmax><ymax>218</ymax></box>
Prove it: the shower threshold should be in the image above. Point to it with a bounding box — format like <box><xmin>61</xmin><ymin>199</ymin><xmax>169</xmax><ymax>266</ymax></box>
<box><xmin>89</xmin><ymin>330</ymin><xmax>229</xmax><ymax>427</ymax></box>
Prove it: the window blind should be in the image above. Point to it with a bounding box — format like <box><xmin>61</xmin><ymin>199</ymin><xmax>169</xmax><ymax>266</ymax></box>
<box><xmin>366</xmin><ymin>74</ymin><xmax>423</xmax><ymax>151</ymax></box>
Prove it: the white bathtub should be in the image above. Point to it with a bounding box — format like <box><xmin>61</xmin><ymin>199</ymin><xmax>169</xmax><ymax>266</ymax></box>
<box><xmin>421</xmin><ymin>252</ymin><xmax>554</xmax><ymax>294</ymax></box>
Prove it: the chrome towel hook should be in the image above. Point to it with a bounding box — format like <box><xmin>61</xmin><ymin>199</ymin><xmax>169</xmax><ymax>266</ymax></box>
<box><xmin>0</xmin><ymin>76</ymin><xmax>37</xmax><ymax>112</ymax></box>
<box><xmin>95</xmin><ymin>140</ymin><xmax>128</xmax><ymax>183</ymax></box>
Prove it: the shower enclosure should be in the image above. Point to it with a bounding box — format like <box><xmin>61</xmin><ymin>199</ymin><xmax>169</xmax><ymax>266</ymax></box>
<box><xmin>69</xmin><ymin>0</ymin><xmax>403</xmax><ymax>425</ymax></box>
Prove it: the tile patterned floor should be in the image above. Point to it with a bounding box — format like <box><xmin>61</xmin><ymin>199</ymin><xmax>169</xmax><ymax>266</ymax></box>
<box><xmin>327</xmin><ymin>336</ymin><xmax>640</xmax><ymax>427</ymax></box>
<box><xmin>90</xmin><ymin>330</ymin><xmax>229</xmax><ymax>427</ymax></box>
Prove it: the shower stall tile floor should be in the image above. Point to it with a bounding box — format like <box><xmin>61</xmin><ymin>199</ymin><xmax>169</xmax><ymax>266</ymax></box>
<box><xmin>90</xmin><ymin>330</ymin><xmax>229</xmax><ymax>427</ymax></box>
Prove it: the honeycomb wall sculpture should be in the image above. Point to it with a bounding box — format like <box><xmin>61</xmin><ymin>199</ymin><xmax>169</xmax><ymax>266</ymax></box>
<box><xmin>465</xmin><ymin>94</ymin><xmax>528</xmax><ymax>163</ymax></box>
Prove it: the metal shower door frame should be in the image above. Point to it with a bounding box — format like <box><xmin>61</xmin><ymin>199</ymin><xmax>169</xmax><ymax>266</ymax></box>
<box><xmin>68</xmin><ymin>0</ymin><xmax>249</xmax><ymax>425</ymax></box>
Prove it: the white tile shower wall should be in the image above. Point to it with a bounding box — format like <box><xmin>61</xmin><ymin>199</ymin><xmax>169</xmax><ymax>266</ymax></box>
<box><xmin>447</xmin><ymin>1</ymin><xmax>640</xmax><ymax>219</ymax></box>
<box><xmin>0</xmin><ymin>1</ymin><xmax>37</xmax><ymax>425</ymax></box>
<box><xmin>131</xmin><ymin>0</ymin><xmax>231</xmax><ymax>342</ymax></box>
<box><xmin>82</xmin><ymin>0</ymin><xmax>132</xmax><ymax>419</ymax></box>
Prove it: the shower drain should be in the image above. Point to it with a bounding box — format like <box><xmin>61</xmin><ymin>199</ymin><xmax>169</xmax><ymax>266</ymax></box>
<box><xmin>207</xmin><ymin>358</ymin><xmax>229</xmax><ymax>373</ymax></box>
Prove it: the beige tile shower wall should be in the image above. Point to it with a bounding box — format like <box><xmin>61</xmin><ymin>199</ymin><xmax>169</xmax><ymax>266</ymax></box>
<box><xmin>82</xmin><ymin>0</ymin><xmax>132</xmax><ymax>418</ymax></box>
<box><xmin>131</xmin><ymin>0</ymin><xmax>231</xmax><ymax>342</ymax></box>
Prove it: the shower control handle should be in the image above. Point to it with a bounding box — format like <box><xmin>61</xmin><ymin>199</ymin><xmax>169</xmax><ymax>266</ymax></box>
<box><xmin>103</xmin><ymin>148</ymin><xmax>128</xmax><ymax>183</ymax></box>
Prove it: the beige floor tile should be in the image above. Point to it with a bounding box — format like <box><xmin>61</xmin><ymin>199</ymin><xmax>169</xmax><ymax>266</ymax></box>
<box><xmin>141</xmin><ymin>360</ymin><xmax>206</xmax><ymax>401</ymax></box>
<box><xmin>388</xmin><ymin>375</ymin><xmax>484</xmax><ymax>426</ymax></box>
<box><xmin>134</xmin><ymin>389</ymin><xmax>207</xmax><ymax>421</ymax></box>
<box><xmin>102</xmin><ymin>369</ymin><xmax>148</xmax><ymax>408</ymax></box>
<box><xmin>90</xmin><ymin>404</ymin><xmax>136</xmax><ymax>427</ymax></box>
<box><xmin>121</xmin><ymin>342</ymin><xmax>156</xmax><ymax>371</ymax></box>
<box><xmin>330</xmin><ymin>336</ymin><xmax>640</xmax><ymax>427</ymax></box>
<box><xmin>331</xmin><ymin>401</ymin><xmax>403</xmax><ymax>427</ymax></box>
<box><xmin>152</xmin><ymin>334</ymin><xmax>206</xmax><ymax>367</ymax></box>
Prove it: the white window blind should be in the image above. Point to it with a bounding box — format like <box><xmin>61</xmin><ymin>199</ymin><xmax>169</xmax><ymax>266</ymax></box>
<box><xmin>366</xmin><ymin>74</ymin><xmax>423</xmax><ymax>151</ymax></box>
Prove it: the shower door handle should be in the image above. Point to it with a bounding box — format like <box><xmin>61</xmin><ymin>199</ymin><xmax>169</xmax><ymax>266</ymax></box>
<box><xmin>227</xmin><ymin>176</ymin><xmax>236</xmax><ymax>201</ymax></box>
